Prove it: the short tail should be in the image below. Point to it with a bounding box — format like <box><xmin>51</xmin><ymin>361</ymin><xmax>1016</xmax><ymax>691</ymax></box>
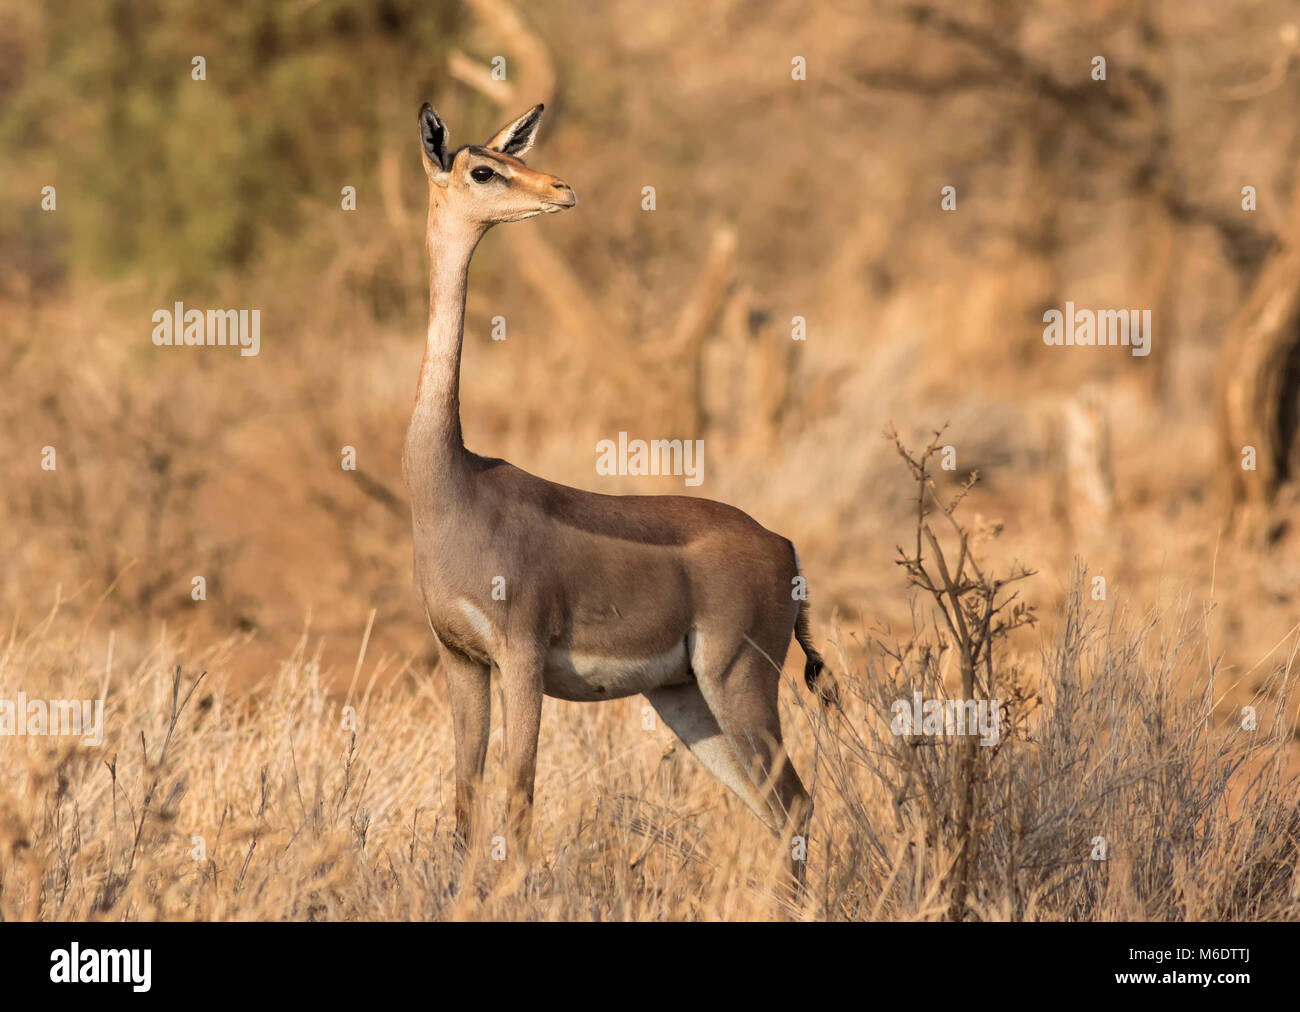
<box><xmin>795</xmin><ymin>591</ymin><xmax>841</xmax><ymax>709</ymax></box>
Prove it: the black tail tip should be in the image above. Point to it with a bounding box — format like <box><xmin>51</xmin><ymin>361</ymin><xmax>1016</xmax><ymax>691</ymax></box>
<box><xmin>804</xmin><ymin>657</ymin><xmax>841</xmax><ymax>708</ymax></box>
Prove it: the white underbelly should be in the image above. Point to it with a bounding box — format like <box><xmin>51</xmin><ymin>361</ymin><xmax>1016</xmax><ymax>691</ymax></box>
<box><xmin>543</xmin><ymin>641</ymin><xmax>692</xmax><ymax>701</ymax></box>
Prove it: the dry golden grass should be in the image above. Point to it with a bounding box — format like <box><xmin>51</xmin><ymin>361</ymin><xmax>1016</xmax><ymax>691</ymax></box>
<box><xmin>3</xmin><ymin>545</ymin><xmax>1297</xmax><ymax>921</ymax></box>
<box><xmin>0</xmin><ymin>605</ymin><xmax>818</xmax><ymax>921</ymax></box>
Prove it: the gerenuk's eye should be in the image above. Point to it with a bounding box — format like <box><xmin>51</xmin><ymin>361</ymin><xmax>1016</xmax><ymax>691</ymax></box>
<box><xmin>470</xmin><ymin>166</ymin><xmax>496</xmax><ymax>183</ymax></box>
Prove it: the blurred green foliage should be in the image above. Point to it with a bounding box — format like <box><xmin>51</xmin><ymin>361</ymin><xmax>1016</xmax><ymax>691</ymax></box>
<box><xmin>0</xmin><ymin>0</ymin><xmax>463</xmax><ymax>294</ymax></box>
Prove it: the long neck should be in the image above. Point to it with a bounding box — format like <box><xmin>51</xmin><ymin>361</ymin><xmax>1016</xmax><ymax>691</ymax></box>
<box><xmin>406</xmin><ymin>213</ymin><xmax>481</xmax><ymax>497</ymax></box>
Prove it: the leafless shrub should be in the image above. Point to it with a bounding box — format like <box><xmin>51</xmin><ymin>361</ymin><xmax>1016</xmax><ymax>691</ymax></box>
<box><xmin>796</xmin><ymin>430</ymin><xmax>1300</xmax><ymax>921</ymax></box>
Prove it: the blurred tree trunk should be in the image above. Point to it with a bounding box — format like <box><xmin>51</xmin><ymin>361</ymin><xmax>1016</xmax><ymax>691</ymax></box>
<box><xmin>1215</xmin><ymin>174</ymin><xmax>1300</xmax><ymax>541</ymax></box>
<box><xmin>1139</xmin><ymin>0</ymin><xmax>1179</xmax><ymax>402</ymax></box>
<box><xmin>1050</xmin><ymin>383</ymin><xmax>1115</xmax><ymax>548</ymax></box>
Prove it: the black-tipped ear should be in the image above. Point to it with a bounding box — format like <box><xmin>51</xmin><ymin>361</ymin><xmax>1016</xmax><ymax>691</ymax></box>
<box><xmin>484</xmin><ymin>103</ymin><xmax>544</xmax><ymax>158</ymax></box>
<box><xmin>419</xmin><ymin>102</ymin><xmax>450</xmax><ymax>172</ymax></box>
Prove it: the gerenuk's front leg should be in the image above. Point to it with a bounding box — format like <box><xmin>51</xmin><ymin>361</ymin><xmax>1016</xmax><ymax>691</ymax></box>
<box><xmin>499</xmin><ymin>648</ymin><xmax>545</xmax><ymax>858</ymax></box>
<box><xmin>441</xmin><ymin>646</ymin><xmax>491</xmax><ymax>854</ymax></box>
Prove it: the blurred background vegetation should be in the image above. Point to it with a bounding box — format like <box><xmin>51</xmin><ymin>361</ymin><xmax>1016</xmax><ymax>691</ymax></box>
<box><xmin>3</xmin><ymin>0</ymin><xmax>1300</xmax><ymax>722</ymax></box>
<box><xmin>1</xmin><ymin>0</ymin><xmax>465</xmax><ymax>293</ymax></box>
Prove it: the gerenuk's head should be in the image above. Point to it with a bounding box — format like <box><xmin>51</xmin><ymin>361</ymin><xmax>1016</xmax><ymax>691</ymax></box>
<box><xmin>418</xmin><ymin>102</ymin><xmax>577</xmax><ymax>234</ymax></box>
